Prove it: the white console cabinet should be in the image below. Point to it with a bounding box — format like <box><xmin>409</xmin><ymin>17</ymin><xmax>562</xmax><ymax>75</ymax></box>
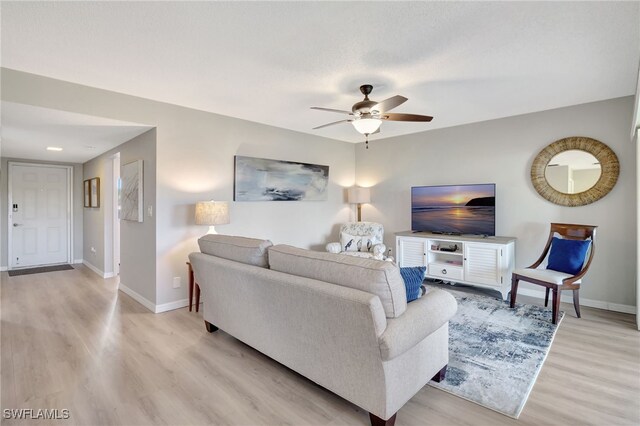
<box><xmin>396</xmin><ymin>232</ymin><xmax>516</xmax><ymax>300</ymax></box>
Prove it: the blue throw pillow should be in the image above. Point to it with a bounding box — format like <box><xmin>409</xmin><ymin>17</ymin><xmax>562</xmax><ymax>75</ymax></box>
<box><xmin>546</xmin><ymin>237</ymin><xmax>591</xmax><ymax>275</ymax></box>
<box><xmin>400</xmin><ymin>266</ymin><xmax>427</xmax><ymax>302</ymax></box>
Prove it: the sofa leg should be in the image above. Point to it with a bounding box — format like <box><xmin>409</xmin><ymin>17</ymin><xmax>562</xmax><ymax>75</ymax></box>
<box><xmin>204</xmin><ymin>320</ymin><xmax>218</xmax><ymax>333</ymax></box>
<box><xmin>431</xmin><ymin>365</ymin><xmax>447</xmax><ymax>383</ymax></box>
<box><xmin>369</xmin><ymin>412</ymin><xmax>396</xmax><ymax>426</ymax></box>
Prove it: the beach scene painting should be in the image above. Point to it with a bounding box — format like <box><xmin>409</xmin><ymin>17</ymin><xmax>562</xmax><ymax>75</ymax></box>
<box><xmin>411</xmin><ymin>184</ymin><xmax>495</xmax><ymax>235</ymax></box>
<box><xmin>234</xmin><ymin>156</ymin><xmax>329</xmax><ymax>201</ymax></box>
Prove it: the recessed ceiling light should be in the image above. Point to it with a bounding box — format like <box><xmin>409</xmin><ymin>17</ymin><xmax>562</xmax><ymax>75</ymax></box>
<box><xmin>46</xmin><ymin>147</ymin><xmax>63</xmax><ymax>151</ymax></box>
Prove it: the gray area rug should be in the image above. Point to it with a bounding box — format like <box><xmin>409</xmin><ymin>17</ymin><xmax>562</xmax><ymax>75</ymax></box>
<box><xmin>428</xmin><ymin>285</ymin><xmax>563</xmax><ymax>418</ymax></box>
<box><xmin>7</xmin><ymin>264</ymin><xmax>74</xmax><ymax>276</ymax></box>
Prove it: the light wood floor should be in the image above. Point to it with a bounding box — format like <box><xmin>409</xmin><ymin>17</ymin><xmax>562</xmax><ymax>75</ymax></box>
<box><xmin>1</xmin><ymin>265</ymin><xmax>638</xmax><ymax>426</ymax></box>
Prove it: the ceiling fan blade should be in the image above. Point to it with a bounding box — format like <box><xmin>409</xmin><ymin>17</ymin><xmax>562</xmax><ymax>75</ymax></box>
<box><xmin>371</xmin><ymin>95</ymin><xmax>407</xmax><ymax>113</ymax></box>
<box><xmin>381</xmin><ymin>113</ymin><xmax>433</xmax><ymax>122</ymax></box>
<box><xmin>312</xmin><ymin>119</ymin><xmax>353</xmax><ymax>130</ymax></box>
<box><xmin>310</xmin><ymin>107</ymin><xmax>354</xmax><ymax>115</ymax></box>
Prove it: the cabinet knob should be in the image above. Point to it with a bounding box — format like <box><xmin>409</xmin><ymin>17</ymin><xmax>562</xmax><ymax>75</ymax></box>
<box><xmin>441</xmin><ymin>269</ymin><xmax>447</xmax><ymax>275</ymax></box>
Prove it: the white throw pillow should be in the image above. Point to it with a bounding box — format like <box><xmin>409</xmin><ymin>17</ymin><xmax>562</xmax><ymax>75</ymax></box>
<box><xmin>340</xmin><ymin>233</ymin><xmax>375</xmax><ymax>253</ymax></box>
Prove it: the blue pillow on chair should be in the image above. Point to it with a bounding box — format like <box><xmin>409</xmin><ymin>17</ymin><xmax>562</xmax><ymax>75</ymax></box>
<box><xmin>400</xmin><ymin>266</ymin><xmax>426</xmax><ymax>302</ymax></box>
<box><xmin>547</xmin><ymin>237</ymin><xmax>591</xmax><ymax>275</ymax></box>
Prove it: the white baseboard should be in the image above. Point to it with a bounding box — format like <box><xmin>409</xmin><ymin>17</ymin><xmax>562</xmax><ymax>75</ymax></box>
<box><xmin>0</xmin><ymin>266</ymin><xmax>7</xmax><ymax>272</ymax></box>
<box><xmin>118</xmin><ymin>284</ymin><xmax>188</xmax><ymax>313</ymax></box>
<box><xmin>118</xmin><ymin>282</ymin><xmax>155</xmax><ymax>313</ymax></box>
<box><xmin>73</xmin><ymin>258</ymin><xmax>83</xmax><ymax>264</ymax></box>
<box><xmin>517</xmin><ymin>288</ymin><xmax>636</xmax><ymax>314</ymax></box>
<box><xmin>155</xmin><ymin>298</ymin><xmax>189</xmax><ymax>313</ymax></box>
<box><xmin>81</xmin><ymin>260</ymin><xmax>116</xmax><ymax>279</ymax></box>
<box><xmin>82</xmin><ymin>260</ymin><xmax>107</xmax><ymax>278</ymax></box>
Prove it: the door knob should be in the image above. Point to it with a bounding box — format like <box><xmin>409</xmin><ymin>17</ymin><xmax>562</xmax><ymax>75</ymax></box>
<box><xmin>13</xmin><ymin>223</ymin><xmax>22</xmax><ymax>227</ymax></box>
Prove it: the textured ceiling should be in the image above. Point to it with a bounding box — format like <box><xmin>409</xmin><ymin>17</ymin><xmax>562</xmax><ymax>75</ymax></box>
<box><xmin>2</xmin><ymin>1</ymin><xmax>639</xmax><ymax>143</ymax></box>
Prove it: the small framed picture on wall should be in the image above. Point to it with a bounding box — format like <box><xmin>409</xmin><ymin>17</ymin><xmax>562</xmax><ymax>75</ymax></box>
<box><xmin>83</xmin><ymin>179</ymin><xmax>91</xmax><ymax>208</ymax></box>
<box><xmin>90</xmin><ymin>177</ymin><xmax>100</xmax><ymax>208</ymax></box>
<box><xmin>83</xmin><ymin>177</ymin><xmax>100</xmax><ymax>208</ymax></box>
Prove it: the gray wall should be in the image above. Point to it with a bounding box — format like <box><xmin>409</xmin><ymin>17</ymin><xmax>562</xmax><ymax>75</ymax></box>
<box><xmin>0</xmin><ymin>157</ymin><xmax>83</xmax><ymax>267</ymax></box>
<box><xmin>1</xmin><ymin>69</ymin><xmax>355</xmax><ymax>308</ymax></box>
<box><xmin>83</xmin><ymin>129</ymin><xmax>157</xmax><ymax>303</ymax></box>
<box><xmin>355</xmin><ymin>97</ymin><xmax>636</xmax><ymax>308</ymax></box>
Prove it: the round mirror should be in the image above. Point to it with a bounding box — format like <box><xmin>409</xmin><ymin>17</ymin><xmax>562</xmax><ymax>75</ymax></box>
<box><xmin>544</xmin><ymin>150</ymin><xmax>601</xmax><ymax>194</ymax></box>
<box><xmin>531</xmin><ymin>137</ymin><xmax>619</xmax><ymax>207</ymax></box>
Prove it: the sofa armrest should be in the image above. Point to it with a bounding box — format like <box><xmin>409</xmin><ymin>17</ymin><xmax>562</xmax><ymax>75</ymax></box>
<box><xmin>326</xmin><ymin>242</ymin><xmax>341</xmax><ymax>253</ymax></box>
<box><xmin>378</xmin><ymin>289</ymin><xmax>457</xmax><ymax>361</ymax></box>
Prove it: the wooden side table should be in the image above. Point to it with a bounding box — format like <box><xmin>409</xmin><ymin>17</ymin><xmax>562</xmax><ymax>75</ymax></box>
<box><xmin>186</xmin><ymin>261</ymin><xmax>201</xmax><ymax>312</ymax></box>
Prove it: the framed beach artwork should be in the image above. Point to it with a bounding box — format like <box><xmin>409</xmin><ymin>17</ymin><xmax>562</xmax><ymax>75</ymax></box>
<box><xmin>234</xmin><ymin>156</ymin><xmax>329</xmax><ymax>201</ymax></box>
<box><xmin>121</xmin><ymin>160</ymin><xmax>144</xmax><ymax>222</ymax></box>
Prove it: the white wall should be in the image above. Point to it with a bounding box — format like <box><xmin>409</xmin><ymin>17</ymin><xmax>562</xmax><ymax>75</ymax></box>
<box><xmin>1</xmin><ymin>69</ymin><xmax>355</xmax><ymax>309</ymax></box>
<box><xmin>0</xmin><ymin>157</ymin><xmax>83</xmax><ymax>268</ymax></box>
<box><xmin>356</xmin><ymin>97</ymin><xmax>636</xmax><ymax>309</ymax></box>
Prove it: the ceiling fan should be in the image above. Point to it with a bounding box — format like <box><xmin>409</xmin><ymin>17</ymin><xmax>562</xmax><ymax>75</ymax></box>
<box><xmin>311</xmin><ymin>84</ymin><xmax>433</xmax><ymax>148</ymax></box>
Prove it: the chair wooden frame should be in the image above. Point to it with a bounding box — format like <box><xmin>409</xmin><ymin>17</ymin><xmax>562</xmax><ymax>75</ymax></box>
<box><xmin>510</xmin><ymin>223</ymin><xmax>597</xmax><ymax>324</ymax></box>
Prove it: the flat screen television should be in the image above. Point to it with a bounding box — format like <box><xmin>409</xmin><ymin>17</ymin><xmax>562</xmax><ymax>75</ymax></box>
<box><xmin>411</xmin><ymin>184</ymin><xmax>496</xmax><ymax>236</ymax></box>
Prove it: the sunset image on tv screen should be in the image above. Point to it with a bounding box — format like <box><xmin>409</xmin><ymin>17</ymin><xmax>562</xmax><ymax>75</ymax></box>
<box><xmin>411</xmin><ymin>184</ymin><xmax>495</xmax><ymax>235</ymax></box>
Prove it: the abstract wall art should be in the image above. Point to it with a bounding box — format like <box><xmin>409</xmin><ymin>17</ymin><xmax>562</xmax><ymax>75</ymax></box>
<box><xmin>234</xmin><ymin>156</ymin><xmax>329</xmax><ymax>201</ymax></box>
<box><xmin>121</xmin><ymin>160</ymin><xmax>143</xmax><ymax>222</ymax></box>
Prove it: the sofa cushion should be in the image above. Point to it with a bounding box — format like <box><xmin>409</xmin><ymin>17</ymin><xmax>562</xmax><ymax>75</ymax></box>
<box><xmin>198</xmin><ymin>234</ymin><xmax>272</xmax><ymax>267</ymax></box>
<box><xmin>268</xmin><ymin>244</ymin><xmax>407</xmax><ymax>318</ymax></box>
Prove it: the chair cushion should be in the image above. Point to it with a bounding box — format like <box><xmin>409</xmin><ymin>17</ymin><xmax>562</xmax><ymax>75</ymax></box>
<box><xmin>198</xmin><ymin>234</ymin><xmax>273</xmax><ymax>268</ymax></box>
<box><xmin>399</xmin><ymin>266</ymin><xmax>426</xmax><ymax>302</ymax></box>
<box><xmin>340</xmin><ymin>232</ymin><xmax>375</xmax><ymax>253</ymax></box>
<box><xmin>514</xmin><ymin>267</ymin><xmax>582</xmax><ymax>285</ymax></box>
<box><xmin>268</xmin><ymin>244</ymin><xmax>407</xmax><ymax>318</ymax></box>
<box><xmin>547</xmin><ymin>237</ymin><xmax>591</xmax><ymax>275</ymax></box>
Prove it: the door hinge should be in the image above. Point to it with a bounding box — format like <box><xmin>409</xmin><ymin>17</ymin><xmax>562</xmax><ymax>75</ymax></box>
<box><xmin>501</xmin><ymin>276</ymin><xmax>503</xmax><ymax>284</ymax></box>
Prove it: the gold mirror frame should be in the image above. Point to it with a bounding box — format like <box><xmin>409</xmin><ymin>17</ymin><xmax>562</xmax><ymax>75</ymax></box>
<box><xmin>531</xmin><ymin>136</ymin><xmax>619</xmax><ymax>207</ymax></box>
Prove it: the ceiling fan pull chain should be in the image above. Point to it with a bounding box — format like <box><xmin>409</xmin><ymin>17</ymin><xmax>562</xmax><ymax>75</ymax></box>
<box><xmin>365</xmin><ymin>135</ymin><xmax>369</xmax><ymax>149</ymax></box>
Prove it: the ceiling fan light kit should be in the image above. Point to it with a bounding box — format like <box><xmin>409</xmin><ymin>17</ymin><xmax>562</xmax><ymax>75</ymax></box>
<box><xmin>311</xmin><ymin>84</ymin><xmax>433</xmax><ymax>149</ymax></box>
<box><xmin>352</xmin><ymin>118</ymin><xmax>382</xmax><ymax>135</ymax></box>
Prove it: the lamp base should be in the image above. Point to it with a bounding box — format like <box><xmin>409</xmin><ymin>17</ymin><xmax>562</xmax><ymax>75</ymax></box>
<box><xmin>207</xmin><ymin>226</ymin><xmax>219</xmax><ymax>234</ymax></box>
<box><xmin>357</xmin><ymin>204</ymin><xmax>363</xmax><ymax>222</ymax></box>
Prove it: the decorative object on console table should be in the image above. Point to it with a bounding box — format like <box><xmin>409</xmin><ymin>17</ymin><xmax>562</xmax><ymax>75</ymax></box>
<box><xmin>195</xmin><ymin>201</ymin><xmax>229</xmax><ymax>234</ymax></box>
<box><xmin>234</xmin><ymin>155</ymin><xmax>329</xmax><ymax>201</ymax></box>
<box><xmin>348</xmin><ymin>186</ymin><xmax>371</xmax><ymax>222</ymax></box>
<box><xmin>510</xmin><ymin>223</ymin><xmax>596</xmax><ymax>325</ymax></box>
<box><xmin>121</xmin><ymin>160</ymin><xmax>144</xmax><ymax>222</ymax></box>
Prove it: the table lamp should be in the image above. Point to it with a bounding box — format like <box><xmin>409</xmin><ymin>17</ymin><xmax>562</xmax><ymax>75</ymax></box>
<box><xmin>347</xmin><ymin>187</ymin><xmax>370</xmax><ymax>222</ymax></box>
<box><xmin>195</xmin><ymin>201</ymin><xmax>229</xmax><ymax>234</ymax></box>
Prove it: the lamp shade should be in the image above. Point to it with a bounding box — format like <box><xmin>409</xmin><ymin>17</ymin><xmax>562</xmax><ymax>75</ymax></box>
<box><xmin>347</xmin><ymin>187</ymin><xmax>371</xmax><ymax>204</ymax></box>
<box><xmin>352</xmin><ymin>118</ymin><xmax>382</xmax><ymax>135</ymax></box>
<box><xmin>195</xmin><ymin>201</ymin><xmax>230</xmax><ymax>226</ymax></box>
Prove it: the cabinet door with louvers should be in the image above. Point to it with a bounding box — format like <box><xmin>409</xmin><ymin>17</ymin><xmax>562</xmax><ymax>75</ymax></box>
<box><xmin>463</xmin><ymin>243</ymin><xmax>501</xmax><ymax>286</ymax></box>
<box><xmin>397</xmin><ymin>238</ymin><xmax>426</xmax><ymax>267</ymax></box>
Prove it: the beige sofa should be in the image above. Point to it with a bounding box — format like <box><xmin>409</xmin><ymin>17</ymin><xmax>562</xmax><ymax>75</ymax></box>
<box><xmin>189</xmin><ymin>235</ymin><xmax>457</xmax><ymax>426</ymax></box>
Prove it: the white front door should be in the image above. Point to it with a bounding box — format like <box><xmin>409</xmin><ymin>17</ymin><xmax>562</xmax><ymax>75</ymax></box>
<box><xmin>9</xmin><ymin>163</ymin><xmax>70</xmax><ymax>268</ymax></box>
